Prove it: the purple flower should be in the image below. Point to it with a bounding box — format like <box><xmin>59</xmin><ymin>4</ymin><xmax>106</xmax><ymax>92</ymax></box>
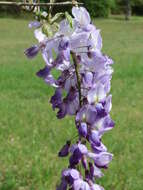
<box><xmin>78</xmin><ymin>122</ymin><xmax>88</xmax><ymax>138</ymax></box>
<box><xmin>56</xmin><ymin>179</ymin><xmax>67</xmax><ymax>190</ymax></box>
<box><xmin>36</xmin><ymin>66</ymin><xmax>51</xmax><ymax>78</ymax></box>
<box><xmin>95</xmin><ymin>103</ymin><xmax>107</xmax><ymax>119</ymax></box>
<box><xmin>87</xmin><ymin>84</ymin><xmax>106</xmax><ymax>105</ymax></box>
<box><xmin>62</xmin><ymin>87</ymin><xmax>79</xmax><ymax>116</ymax></box>
<box><xmin>89</xmin><ymin>162</ymin><xmax>104</xmax><ymax>179</ymax></box>
<box><xmin>91</xmin><ymin>142</ymin><xmax>107</xmax><ymax>154</ymax></box>
<box><xmin>82</xmin><ymin>71</ymin><xmax>93</xmax><ymax>88</ymax></box>
<box><xmin>70</xmin><ymin>143</ymin><xmax>88</xmax><ymax>167</ymax></box>
<box><xmin>34</xmin><ymin>28</ymin><xmax>46</xmax><ymax>42</ymax></box>
<box><xmin>89</xmin><ymin>130</ymin><xmax>101</xmax><ymax>147</ymax></box>
<box><xmin>57</xmin><ymin>102</ymin><xmax>67</xmax><ymax>119</ymax></box>
<box><xmin>45</xmin><ymin>74</ymin><xmax>58</xmax><ymax>87</ymax></box>
<box><xmin>90</xmin><ymin>184</ymin><xmax>104</xmax><ymax>190</ymax></box>
<box><xmin>72</xmin><ymin>7</ymin><xmax>91</xmax><ymax>27</ymax></box>
<box><xmin>73</xmin><ymin>179</ymin><xmax>90</xmax><ymax>190</ymax></box>
<box><xmin>93</xmin><ymin>115</ymin><xmax>115</xmax><ymax>136</ymax></box>
<box><xmin>29</xmin><ymin>21</ymin><xmax>41</xmax><ymax>28</ymax></box>
<box><xmin>58</xmin><ymin>37</ymin><xmax>70</xmax><ymax>51</ymax></box>
<box><xmin>58</xmin><ymin>141</ymin><xmax>71</xmax><ymax>157</ymax></box>
<box><xmin>76</xmin><ymin>105</ymin><xmax>97</xmax><ymax>125</ymax></box>
<box><xmin>50</xmin><ymin>89</ymin><xmax>62</xmax><ymax>110</ymax></box>
<box><xmin>88</xmin><ymin>152</ymin><xmax>113</xmax><ymax>168</ymax></box>
<box><xmin>24</xmin><ymin>45</ymin><xmax>39</xmax><ymax>59</ymax></box>
<box><xmin>104</xmin><ymin>95</ymin><xmax>112</xmax><ymax>113</ymax></box>
<box><xmin>25</xmin><ymin>6</ymin><xmax>115</xmax><ymax>190</ymax></box>
<box><xmin>62</xmin><ymin>169</ymin><xmax>80</xmax><ymax>185</ymax></box>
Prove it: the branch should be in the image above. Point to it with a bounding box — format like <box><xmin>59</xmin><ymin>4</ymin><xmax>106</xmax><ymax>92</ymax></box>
<box><xmin>0</xmin><ymin>1</ymin><xmax>83</xmax><ymax>7</ymax></box>
<box><xmin>49</xmin><ymin>0</ymin><xmax>56</xmax><ymax>21</ymax></box>
<box><xmin>71</xmin><ymin>51</ymin><xmax>82</xmax><ymax>107</ymax></box>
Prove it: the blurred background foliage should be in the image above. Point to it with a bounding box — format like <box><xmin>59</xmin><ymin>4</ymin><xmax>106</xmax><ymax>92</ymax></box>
<box><xmin>0</xmin><ymin>0</ymin><xmax>143</xmax><ymax>17</ymax></box>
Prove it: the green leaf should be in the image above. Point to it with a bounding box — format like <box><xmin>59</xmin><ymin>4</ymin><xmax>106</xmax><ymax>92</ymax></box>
<box><xmin>42</xmin><ymin>23</ymin><xmax>53</xmax><ymax>37</ymax></box>
<box><xmin>65</xmin><ymin>12</ymin><xmax>73</xmax><ymax>28</ymax></box>
<box><xmin>50</xmin><ymin>13</ymin><xmax>64</xmax><ymax>24</ymax></box>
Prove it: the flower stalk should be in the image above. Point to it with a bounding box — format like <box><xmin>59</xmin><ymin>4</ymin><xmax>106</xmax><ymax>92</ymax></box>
<box><xmin>71</xmin><ymin>51</ymin><xmax>82</xmax><ymax>107</ymax></box>
<box><xmin>25</xmin><ymin>6</ymin><xmax>115</xmax><ymax>190</ymax></box>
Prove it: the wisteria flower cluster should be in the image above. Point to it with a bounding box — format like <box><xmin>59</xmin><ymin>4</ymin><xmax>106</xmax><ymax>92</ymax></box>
<box><xmin>25</xmin><ymin>6</ymin><xmax>115</xmax><ymax>190</ymax></box>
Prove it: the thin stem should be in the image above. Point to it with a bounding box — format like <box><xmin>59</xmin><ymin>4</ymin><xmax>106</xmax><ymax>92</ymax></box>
<box><xmin>70</xmin><ymin>134</ymin><xmax>79</xmax><ymax>142</ymax></box>
<box><xmin>0</xmin><ymin>1</ymin><xmax>83</xmax><ymax>7</ymax></box>
<box><xmin>71</xmin><ymin>51</ymin><xmax>82</xmax><ymax>107</ymax></box>
<box><xmin>75</xmin><ymin>51</ymin><xmax>89</xmax><ymax>54</ymax></box>
<box><xmin>72</xmin><ymin>45</ymin><xmax>90</xmax><ymax>50</ymax></box>
<box><xmin>48</xmin><ymin>0</ymin><xmax>55</xmax><ymax>21</ymax></box>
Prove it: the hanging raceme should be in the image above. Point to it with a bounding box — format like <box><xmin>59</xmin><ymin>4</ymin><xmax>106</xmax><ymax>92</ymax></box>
<box><xmin>25</xmin><ymin>5</ymin><xmax>115</xmax><ymax>190</ymax></box>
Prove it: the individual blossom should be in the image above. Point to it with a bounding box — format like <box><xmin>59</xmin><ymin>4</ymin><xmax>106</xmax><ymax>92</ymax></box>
<box><xmin>24</xmin><ymin>45</ymin><xmax>40</xmax><ymax>59</ymax></box>
<box><xmin>58</xmin><ymin>141</ymin><xmax>71</xmax><ymax>157</ymax></box>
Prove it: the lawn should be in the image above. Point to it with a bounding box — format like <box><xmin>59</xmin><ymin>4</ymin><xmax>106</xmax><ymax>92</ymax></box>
<box><xmin>0</xmin><ymin>16</ymin><xmax>143</xmax><ymax>190</ymax></box>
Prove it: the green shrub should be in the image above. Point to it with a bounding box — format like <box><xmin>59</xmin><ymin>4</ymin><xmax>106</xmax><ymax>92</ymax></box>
<box><xmin>0</xmin><ymin>0</ymin><xmax>21</xmax><ymax>16</ymax></box>
<box><xmin>112</xmin><ymin>0</ymin><xmax>143</xmax><ymax>15</ymax></box>
<box><xmin>81</xmin><ymin>0</ymin><xmax>116</xmax><ymax>17</ymax></box>
<box><xmin>132</xmin><ymin>0</ymin><xmax>143</xmax><ymax>15</ymax></box>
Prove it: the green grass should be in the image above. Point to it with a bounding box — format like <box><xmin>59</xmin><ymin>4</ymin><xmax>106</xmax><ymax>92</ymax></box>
<box><xmin>0</xmin><ymin>16</ymin><xmax>143</xmax><ymax>190</ymax></box>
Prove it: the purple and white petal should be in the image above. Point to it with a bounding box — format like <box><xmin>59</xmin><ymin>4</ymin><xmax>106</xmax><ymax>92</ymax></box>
<box><xmin>94</xmin><ymin>152</ymin><xmax>113</xmax><ymax>168</ymax></box>
<box><xmin>91</xmin><ymin>184</ymin><xmax>104</xmax><ymax>190</ymax></box>
<box><xmin>72</xmin><ymin>7</ymin><xmax>91</xmax><ymax>27</ymax></box>
<box><xmin>34</xmin><ymin>29</ymin><xmax>47</xmax><ymax>42</ymax></box>
<box><xmin>105</xmin><ymin>95</ymin><xmax>112</xmax><ymax>113</ymax></box>
<box><xmin>78</xmin><ymin>122</ymin><xmax>88</xmax><ymax>138</ymax></box>
<box><xmin>29</xmin><ymin>21</ymin><xmax>41</xmax><ymax>28</ymax></box>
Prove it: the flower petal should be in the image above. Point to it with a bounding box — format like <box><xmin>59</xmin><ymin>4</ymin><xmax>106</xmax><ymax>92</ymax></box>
<box><xmin>72</xmin><ymin>7</ymin><xmax>91</xmax><ymax>26</ymax></box>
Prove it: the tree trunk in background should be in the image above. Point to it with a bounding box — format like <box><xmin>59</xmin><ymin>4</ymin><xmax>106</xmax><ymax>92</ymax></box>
<box><xmin>125</xmin><ymin>0</ymin><xmax>131</xmax><ymax>20</ymax></box>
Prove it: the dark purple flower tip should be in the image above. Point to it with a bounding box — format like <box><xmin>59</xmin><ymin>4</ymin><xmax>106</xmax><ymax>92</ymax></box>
<box><xmin>58</xmin><ymin>141</ymin><xmax>71</xmax><ymax>157</ymax></box>
<box><xmin>56</xmin><ymin>179</ymin><xmax>67</xmax><ymax>190</ymax></box>
<box><xmin>29</xmin><ymin>21</ymin><xmax>41</xmax><ymax>28</ymax></box>
<box><xmin>89</xmin><ymin>162</ymin><xmax>94</xmax><ymax>180</ymax></box>
<box><xmin>96</xmin><ymin>103</ymin><xmax>107</xmax><ymax>119</ymax></box>
<box><xmin>57</xmin><ymin>103</ymin><xmax>67</xmax><ymax>119</ymax></box>
<box><xmin>85</xmin><ymin>169</ymin><xmax>90</xmax><ymax>180</ymax></box>
<box><xmin>69</xmin><ymin>150</ymin><xmax>82</xmax><ymax>168</ymax></box>
<box><xmin>36</xmin><ymin>66</ymin><xmax>51</xmax><ymax>78</ymax></box>
<box><xmin>50</xmin><ymin>89</ymin><xmax>62</xmax><ymax>110</ymax></box>
<box><xmin>24</xmin><ymin>45</ymin><xmax>39</xmax><ymax>59</ymax></box>
<box><xmin>73</xmin><ymin>148</ymin><xmax>83</xmax><ymax>160</ymax></box>
<box><xmin>81</xmin><ymin>155</ymin><xmax>88</xmax><ymax>169</ymax></box>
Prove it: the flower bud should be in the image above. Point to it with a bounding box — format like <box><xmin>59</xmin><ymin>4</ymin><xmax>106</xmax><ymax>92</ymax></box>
<box><xmin>24</xmin><ymin>45</ymin><xmax>39</xmax><ymax>59</ymax></box>
<box><xmin>58</xmin><ymin>141</ymin><xmax>71</xmax><ymax>157</ymax></box>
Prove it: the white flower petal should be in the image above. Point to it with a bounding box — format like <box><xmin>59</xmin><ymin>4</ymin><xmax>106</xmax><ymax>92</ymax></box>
<box><xmin>34</xmin><ymin>29</ymin><xmax>46</xmax><ymax>42</ymax></box>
